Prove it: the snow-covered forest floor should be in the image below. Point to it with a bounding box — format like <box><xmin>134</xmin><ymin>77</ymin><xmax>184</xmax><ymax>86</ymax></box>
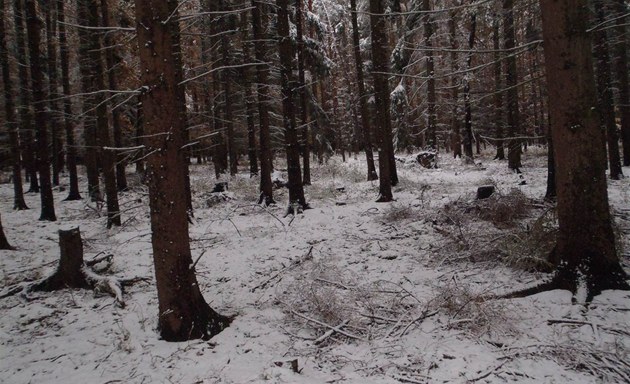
<box><xmin>1</xmin><ymin>147</ymin><xmax>629</xmax><ymax>384</ymax></box>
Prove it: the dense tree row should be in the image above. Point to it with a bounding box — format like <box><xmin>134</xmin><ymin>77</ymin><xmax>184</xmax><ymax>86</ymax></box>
<box><xmin>0</xmin><ymin>0</ymin><xmax>628</xmax><ymax>340</ymax></box>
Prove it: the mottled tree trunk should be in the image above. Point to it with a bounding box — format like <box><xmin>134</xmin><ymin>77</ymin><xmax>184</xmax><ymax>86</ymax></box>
<box><xmin>463</xmin><ymin>13</ymin><xmax>476</xmax><ymax>160</ymax></box>
<box><xmin>57</xmin><ymin>0</ymin><xmax>81</xmax><ymax>201</ymax></box>
<box><xmin>241</xmin><ymin>11</ymin><xmax>258</xmax><ymax>177</ymax></box>
<box><xmin>101</xmin><ymin>0</ymin><xmax>128</xmax><ymax>191</ymax></box>
<box><xmin>134</xmin><ymin>0</ymin><xmax>231</xmax><ymax>341</ymax></box>
<box><xmin>252</xmin><ymin>0</ymin><xmax>274</xmax><ymax>205</ymax></box>
<box><xmin>25</xmin><ymin>0</ymin><xmax>56</xmax><ymax>221</ymax></box>
<box><xmin>423</xmin><ymin>0</ymin><xmax>437</xmax><ymax>150</ymax></box>
<box><xmin>370</xmin><ymin>0</ymin><xmax>394</xmax><ymax>201</ymax></box>
<box><xmin>0</xmin><ymin>0</ymin><xmax>28</xmax><ymax>210</ymax></box>
<box><xmin>350</xmin><ymin>0</ymin><xmax>378</xmax><ymax>180</ymax></box>
<box><xmin>85</xmin><ymin>0</ymin><xmax>120</xmax><ymax>227</ymax></box>
<box><xmin>592</xmin><ymin>0</ymin><xmax>623</xmax><ymax>180</ymax></box>
<box><xmin>45</xmin><ymin>3</ymin><xmax>62</xmax><ymax>186</ymax></box>
<box><xmin>613</xmin><ymin>0</ymin><xmax>630</xmax><ymax>166</ymax></box>
<box><xmin>493</xmin><ymin>16</ymin><xmax>505</xmax><ymax>160</ymax></box>
<box><xmin>77</xmin><ymin>0</ymin><xmax>100</xmax><ymax>201</ymax></box>
<box><xmin>296</xmin><ymin>0</ymin><xmax>311</xmax><ymax>185</ymax></box>
<box><xmin>0</xmin><ymin>213</ymin><xmax>14</xmax><ymax>250</ymax></box>
<box><xmin>277</xmin><ymin>0</ymin><xmax>307</xmax><ymax>211</ymax></box>
<box><xmin>449</xmin><ymin>14</ymin><xmax>462</xmax><ymax>159</ymax></box>
<box><xmin>503</xmin><ymin>0</ymin><xmax>522</xmax><ymax>171</ymax></box>
<box><xmin>539</xmin><ymin>0</ymin><xmax>628</xmax><ymax>299</ymax></box>
<box><xmin>14</xmin><ymin>0</ymin><xmax>38</xmax><ymax>193</ymax></box>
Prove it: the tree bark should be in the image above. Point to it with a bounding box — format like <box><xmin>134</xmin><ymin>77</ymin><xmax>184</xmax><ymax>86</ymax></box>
<box><xmin>45</xmin><ymin>3</ymin><xmax>62</xmax><ymax>187</ymax></box>
<box><xmin>277</xmin><ymin>0</ymin><xmax>307</xmax><ymax>211</ymax></box>
<box><xmin>370</xmin><ymin>0</ymin><xmax>394</xmax><ymax>201</ymax></box>
<box><xmin>77</xmin><ymin>0</ymin><xmax>101</xmax><ymax>201</ymax></box>
<box><xmin>592</xmin><ymin>0</ymin><xmax>623</xmax><ymax>180</ymax></box>
<box><xmin>463</xmin><ymin>13</ymin><xmax>476</xmax><ymax>160</ymax></box>
<box><xmin>241</xmin><ymin>11</ymin><xmax>258</xmax><ymax>177</ymax></box>
<box><xmin>503</xmin><ymin>0</ymin><xmax>522</xmax><ymax>171</ymax></box>
<box><xmin>134</xmin><ymin>0</ymin><xmax>231</xmax><ymax>341</ymax></box>
<box><xmin>13</xmin><ymin>0</ymin><xmax>38</xmax><ymax>193</ymax></box>
<box><xmin>57</xmin><ymin>0</ymin><xmax>81</xmax><ymax>201</ymax></box>
<box><xmin>252</xmin><ymin>0</ymin><xmax>274</xmax><ymax>205</ymax></box>
<box><xmin>613</xmin><ymin>0</ymin><xmax>630</xmax><ymax>166</ymax></box>
<box><xmin>101</xmin><ymin>0</ymin><xmax>128</xmax><ymax>191</ymax></box>
<box><xmin>539</xmin><ymin>0</ymin><xmax>628</xmax><ymax>300</ymax></box>
<box><xmin>84</xmin><ymin>0</ymin><xmax>120</xmax><ymax>227</ymax></box>
<box><xmin>449</xmin><ymin>13</ymin><xmax>462</xmax><ymax>158</ymax></box>
<box><xmin>296</xmin><ymin>0</ymin><xmax>311</xmax><ymax>185</ymax></box>
<box><xmin>350</xmin><ymin>0</ymin><xmax>378</xmax><ymax>180</ymax></box>
<box><xmin>0</xmin><ymin>0</ymin><xmax>28</xmax><ymax>210</ymax></box>
<box><xmin>0</xmin><ymin>213</ymin><xmax>14</xmax><ymax>250</ymax></box>
<box><xmin>25</xmin><ymin>0</ymin><xmax>56</xmax><ymax>221</ymax></box>
<box><xmin>493</xmin><ymin>15</ymin><xmax>505</xmax><ymax>160</ymax></box>
<box><xmin>423</xmin><ymin>0</ymin><xmax>437</xmax><ymax>150</ymax></box>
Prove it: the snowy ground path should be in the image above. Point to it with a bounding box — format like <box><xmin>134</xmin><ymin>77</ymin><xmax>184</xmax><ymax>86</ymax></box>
<box><xmin>1</xmin><ymin>149</ymin><xmax>629</xmax><ymax>383</ymax></box>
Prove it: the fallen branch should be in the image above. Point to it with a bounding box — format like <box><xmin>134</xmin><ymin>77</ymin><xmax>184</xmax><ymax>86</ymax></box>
<box><xmin>250</xmin><ymin>246</ymin><xmax>313</xmax><ymax>292</ymax></box>
<box><xmin>289</xmin><ymin>309</ymin><xmax>365</xmax><ymax>341</ymax></box>
<box><xmin>314</xmin><ymin>320</ymin><xmax>350</xmax><ymax>345</ymax></box>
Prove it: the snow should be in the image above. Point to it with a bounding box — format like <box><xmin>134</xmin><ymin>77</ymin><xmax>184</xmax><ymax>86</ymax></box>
<box><xmin>1</xmin><ymin>147</ymin><xmax>629</xmax><ymax>383</ymax></box>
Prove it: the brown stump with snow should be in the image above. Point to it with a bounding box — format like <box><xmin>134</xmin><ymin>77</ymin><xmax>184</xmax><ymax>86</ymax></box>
<box><xmin>1</xmin><ymin>227</ymin><xmax>138</xmax><ymax>307</ymax></box>
<box><xmin>34</xmin><ymin>227</ymin><xmax>90</xmax><ymax>291</ymax></box>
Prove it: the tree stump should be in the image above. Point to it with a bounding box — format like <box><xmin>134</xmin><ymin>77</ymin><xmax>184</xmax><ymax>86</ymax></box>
<box><xmin>35</xmin><ymin>227</ymin><xmax>90</xmax><ymax>290</ymax></box>
<box><xmin>476</xmin><ymin>185</ymin><xmax>495</xmax><ymax>200</ymax></box>
<box><xmin>1</xmin><ymin>227</ymin><xmax>142</xmax><ymax>307</ymax></box>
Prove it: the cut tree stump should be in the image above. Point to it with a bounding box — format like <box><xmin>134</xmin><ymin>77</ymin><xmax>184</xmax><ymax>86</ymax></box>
<box><xmin>476</xmin><ymin>185</ymin><xmax>495</xmax><ymax>200</ymax></box>
<box><xmin>0</xmin><ymin>227</ymin><xmax>146</xmax><ymax>307</ymax></box>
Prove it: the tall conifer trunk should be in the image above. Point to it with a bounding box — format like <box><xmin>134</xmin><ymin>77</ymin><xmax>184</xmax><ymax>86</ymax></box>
<box><xmin>0</xmin><ymin>0</ymin><xmax>28</xmax><ymax>210</ymax></box>
<box><xmin>252</xmin><ymin>0</ymin><xmax>274</xmax><ymax>205</ymax></box>
<box><xmin>57</xmin><ymin>0</ymin><xmax>81</xmax><ymax>201</ymax></box>
<box><xmin>134</xmin><ymin>0</ymin><xmax>231</xmax><ymax>341</ymax></box>
<box><xmin>25</xmin><ymin>0</ymin><xmax>56</xmax><ymax>221</ymax></box>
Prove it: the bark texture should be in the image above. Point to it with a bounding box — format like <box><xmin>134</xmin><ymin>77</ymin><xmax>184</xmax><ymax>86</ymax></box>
<box><xmin>540</xmin><ymin>0</ymin><xmax>628</xmax><ymax>300</ymax></box>
<box><xmin>134</xmin><ymin>0</ymin><xmax>231</xmax><ymax>340</ymax></box>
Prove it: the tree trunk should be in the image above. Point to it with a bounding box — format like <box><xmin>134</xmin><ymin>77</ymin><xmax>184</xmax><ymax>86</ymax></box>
<box><xmin>167</xmin><ymin>0</ymin><xmax>193</xmax><ymax>216</ymax></box>
<box><xmin>241</xmin><ymin>11</ymin><xmax>258</xmax><ymax>177</ymax></box>
<box><xmin>0</xmin><ymin>0</ymin><xmax>28</xmax><ymax>210</ymax></box>
<box><xmin>45</xmin><ymin>3</ymin><xmax>62</xmax><ymax>187</ymax></box>
<box><xmin>463</xmin><ymin>13</ymin><xmax>476</xmax><ymax>160</ymax></box>
<box><xmin>544</xmin><ymin>115</ymin><xmax>556</xmax><ymax>200</ymax></box>
<box><xmin>0</xmin><ymin>213</ymin><xmax>14</xmax><ymax>250</ymax></box>
<box><xmin>134</xmin><ymin>0</ymin><xmax>231</xmax><ymax>341</ymax></box>
<box><xmin>25</xmin><ymin>0</ymin><xmax>56</xmax><ymax>221</ymax></box>
<box><xmin>370</xmin><ymin>0</ymin><xmax>394</xmax><ymax>201</ymax></box>
<box><xmin>449</xmin><ymin>13</ymin><xmax>462</xmax><ymax>159</ymax></box>
<box><xmin>57</xmin><ymin>0</ymin><xmax>81</xmax><ymax>201</ymax></box>
<box><xmin>613</xmin><ymin>0</ymin><xmax>630</xmax><ymax>166</ymax></box>
<box><xmin>77</xmin><ymin>0</ymin><xmax>100</xmax><ymax>201</ymax></box>
<box><xmin>101</xmin><ymin>0</ymin><xmax>128</xmax><ymax>191</ymax></box>
<box><xmin>503</xmin><ymin>0</ymin><xmax>522</xmax><ymax>171</ymax></box>
<box><xmin>13</xmin><ymin>0</ymin><xmax>38</xmax><ymax>193</ymax></box>
<box><xmin>219</xmin><ymin>0</ymin><xmax>237</xmax><ymax>177</ymax></box>
<box><xmin>493</xmin><ymin>16</ymin><xmax>505</xmax><ymax>160</ymax></box>
<box><xmin>134</xmin><ymin>96</ymin><xmax>146</xmax><ymax>176</ymax></box>
<box><xmin>539</xmin><ymin>0</ymin><xmax>628</xmax><ymax>300</ymax></box>
<box><xmin>350</xmin><ymin>0</ymin><xmax>378</xmax><ymax>180</ymax></box>
<box><xmin>296</xmin><ymin>0</ymin><xmax>311</xmax><ymax>185</ymax></box>
<box><xmin>423</xmin><ymin>0</ymin><xmax>437</xmax><ymax>150</ymax></box>
<box><xmin>252</xmin><ymin>0</ymin><xmax>274</xmax><ymax>205</ymax></box>
<box><xmin>277</xmin><ymin>0</ymin><xmax>307</xmax><ymax>212</ymax></box>
<box><xmin>85</xmin><ymin>0</ymin><xmax>120</xmax><ymax>228</ymax></box>
<box><xmin>593</xmin><ymin>0</ymin><xmax>623</xmax><ymax>180</ymax></box>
